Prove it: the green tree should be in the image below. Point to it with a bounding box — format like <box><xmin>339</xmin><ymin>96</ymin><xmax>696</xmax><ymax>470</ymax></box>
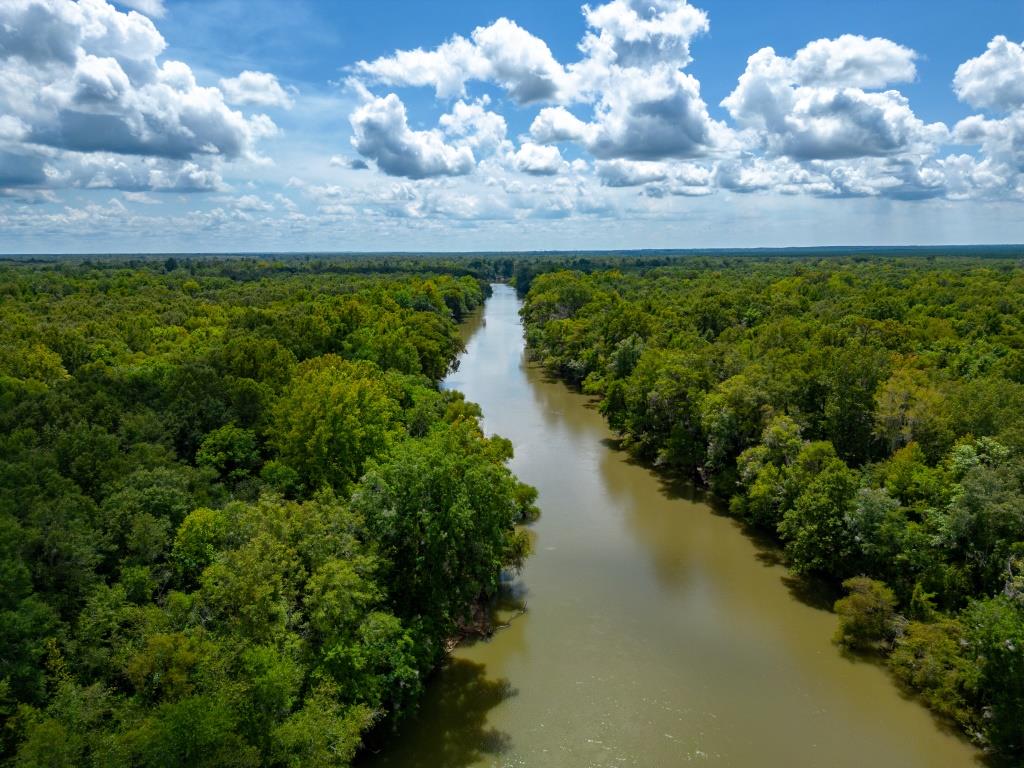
<box><xmin>271</xmin><ymin>684</ymin><xmax>371</xmax><ymax>768</ymax></box>
<box><xmin>778</xmin><ymin>443</ymin><xmax>858</xmax><ymax>577</ymax></box>
<box><xmin>271</xmin><ymin>357</ymin><xmax>402</xmax><ymax>493</ymax></box>
<box><xmin>963</xmin><ymin>597</ymin><xmax>1024</xmax><ymax>754</ymax></box>
<box><xmin>889</xmin><ymin>618</ymin><xmax>976</xmax><ymax>730</ymax></box>
<box><xmin>833</xmin><ymin>576</ymin><xmax>899</xmax><ymax>651</ymax></box>
<box><xmin>196</xmin><ymin>425</ymin><xmax>260</xmax><ymax>484</ymax></box>
<box><xmin>352</xmin><ymin>422</ymin><xmax>535</xmax><ymax>648</ymax></box>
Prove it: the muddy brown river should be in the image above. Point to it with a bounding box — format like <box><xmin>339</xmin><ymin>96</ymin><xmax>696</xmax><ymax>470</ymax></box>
<box><xmin>369</xmin><ymin>283</ymin><xmax>981</xmax><ymax>767</ymax></box>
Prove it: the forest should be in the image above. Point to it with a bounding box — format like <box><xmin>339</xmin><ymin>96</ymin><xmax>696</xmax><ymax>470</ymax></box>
<box><xmin>520</xmin><ymin>256</ymin><xmax>1024</xmax><ymax>759</ymax></box>
<box><xmin>6</xmin><ymin>251</ymin><xmax>1024</xmax><ymax>764</ymax></box>
<box><xmin>0</xmin><ymin>257</ymin><xmax>537</xmax><ymax>767</ymax></box>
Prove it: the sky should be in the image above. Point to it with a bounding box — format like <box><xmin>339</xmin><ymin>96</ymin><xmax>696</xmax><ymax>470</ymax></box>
<box><xmin>1</xmin><ymin>0</ymin><xmax>1024</xmax><ymax>253</ymax></box>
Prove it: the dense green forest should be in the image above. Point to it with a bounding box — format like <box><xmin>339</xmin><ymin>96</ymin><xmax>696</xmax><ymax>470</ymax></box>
<box><xmin>7</xmin><ymin>251</ymin><xmax>1024</xmax><ymax>764</ymax></box>
<box><xmin>520</xmin><ymin>257</ymin><xmax>1024</xmax><ymax>759</ymax></box>
<box><xmin>0</xmin><ymin>258</ymin><xmax>537</xmax><ymax>767</ymax></box>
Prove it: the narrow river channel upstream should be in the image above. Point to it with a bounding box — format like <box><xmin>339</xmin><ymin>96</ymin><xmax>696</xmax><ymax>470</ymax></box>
<box><xmin>369</xmin><ymin>283</ymin><xmax>982</xmax><ymax>767</ymax></box>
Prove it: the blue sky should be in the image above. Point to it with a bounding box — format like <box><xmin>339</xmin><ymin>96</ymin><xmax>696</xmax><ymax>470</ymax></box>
<box><xmin>1</xmin><ymin>0</ymin><xmax>1023</xmax><ymax>253</ymax></box>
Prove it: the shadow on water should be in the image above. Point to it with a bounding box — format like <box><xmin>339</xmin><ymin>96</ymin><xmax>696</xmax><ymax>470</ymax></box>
<box><xmin>778</xmin><ymin>573</ymin><xmax>841</xmax><ymax>611</ymax></box>
<box><xmin>591</xmin><ymin>420</ymin><xmax>993</xmax><ymax>761</ymax></box>
<box><xmin>359</xmin><ymin>659</ymin><xmax>516</xmax><ymax>768</ymax></box>
<box><xmin>598</xmin><ymin>432</ymin><xmax>844</xmax><ymax>612</ymax></box>
<box><xmin>839</xmin><ymin>647</ymin><xmax>996</xmax><ymax>767</ymax></box>
<box><xmin>454</xmin><ymin>307</ymin><xmax>486</xmax><ymax>345</ymax></box>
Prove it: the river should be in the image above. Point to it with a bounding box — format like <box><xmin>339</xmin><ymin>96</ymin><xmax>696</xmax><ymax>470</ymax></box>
<box><xmin>369</xmin><ymin>283</ymin><xmax>981</xmax><ymax>767</ymax></box>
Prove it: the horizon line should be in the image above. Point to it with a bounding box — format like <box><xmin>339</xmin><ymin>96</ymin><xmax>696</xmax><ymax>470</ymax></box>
<box><xmin>4</xmin><ymin>244</ymin><xmax>1024</xmax><ymax>259</ymax></box>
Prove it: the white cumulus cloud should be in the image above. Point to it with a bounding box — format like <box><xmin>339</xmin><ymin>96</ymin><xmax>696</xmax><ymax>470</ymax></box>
<box><xmin>954</xmin><ymin>36</ymin><xmax>1024</xmax><ymax>112</ymax></box>
<box><xmin>220</xmin><ymin>71</ymin><xmax>295</xmax><ymax>109</ymax></box>
<box><xmin>722</xmin><ymin>36</ymin><xmax>944</xmax><ymax>161</ymax></box>
<box><xmin>349</xmin><ymin>93</ymin><xmax>475</xmax><ymax>178</ymax></box>
<box><xmin>0</xmin><ymin>0</ymin><xmax>281</xmax><ymax>193</ymax></box>
<box><xmin>115</xmin><ymin>0</ymin><xmax>165</xmax><ymax>18</ymax></box>
<box><xmin>950</xmin><ymin>37</ymin><xmax>1024</xmax><ymax>198</ymax></box>
<box><xmin>355</xmin><ymin>18</ymin><xmax>569</xmax><ymax>104</ymax></box>
<box><xmin>580</xmin><ymin>0</ymin><xmax>709</xmax><ymax>68</ymax></box>
<box><xmin>511</xmin><ymin>142</ymin><xmax>567</xmax><ymax>175</ymax></box>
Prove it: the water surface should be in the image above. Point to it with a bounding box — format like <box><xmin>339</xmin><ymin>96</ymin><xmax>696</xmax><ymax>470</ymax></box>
<box><xmin>370</xmin><ymin>283</ymin><xmax>980</xmax><ymax>768</ymax></box>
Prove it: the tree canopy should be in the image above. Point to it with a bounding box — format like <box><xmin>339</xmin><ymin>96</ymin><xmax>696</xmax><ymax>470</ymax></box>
<box><xmin>0</xmin><ymin>257</ymin><xmax>535</xmax><ymax>767</ymax></box>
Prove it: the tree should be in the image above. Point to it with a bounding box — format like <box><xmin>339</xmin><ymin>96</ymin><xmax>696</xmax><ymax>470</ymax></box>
<box><xmin>963</xmin><ymin>597</ymin><xmax>1024</xmax><ymax>754</ymax></box>
<box><xmin>833</xmin><ymin>576</ymin><xmax>899</xmax><ymax>651</ymax></box>
<box><xmin>196</xmin><ymin>425</ymin><xmax>260</xmax><ymax>485</ymax></box>
<box><xmin>0</xmin><ymin>259</ymin><xmax>524</xmax><ymax>766</ymax></box>
<box><xmin>270</xmin><ymin>357</ymin><xmax>402</xmax><ymax>493</ymax></box>
<box><xmin>271</xmin><ymin>684</ymin><xmax>370</xmax><ymax>768</ymax></box>
<box><xmin>844</xmin><ymin>487</ymin><xmax>906</xmax><ymax>579</ymax></box>
<box><xmin>874</xmin><ymin>368</ymin><xmax>951</xmax><ymax>460</ymax></box>
<box><xmin>122</xmin><ymin>694</ymin><xmax>259</xmax><ymax>768</ymax></box>
<box><xmin>889</xmin><ymin>618</ymin><xmax>976</xmax><ymax>730</ymax></box>
<box><xmin>778</xmin><ymin>442</ymin><xmax>858</xmax><ymax>577</ymax></box>
<box><xmin>352</xmin><ymin>421</ymin><xmax>535</xmax><ymax>649</ymax></box>
<box><xmin>732</xmin><ymin>415</ymin><xmax>804</xmax><ymax>528</ymax></box>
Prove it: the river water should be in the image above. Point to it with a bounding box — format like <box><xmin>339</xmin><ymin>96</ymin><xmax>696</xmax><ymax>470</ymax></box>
<box><xmin>370</xmin><ymin>283</ymin><xmax>981</xmax><ymax>767</ymax></box>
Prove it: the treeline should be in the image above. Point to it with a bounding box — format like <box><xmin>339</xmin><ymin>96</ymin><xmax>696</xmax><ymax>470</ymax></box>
<box><xmin>520</xmin><ymin>258</ymin><xmax>1024</xmax><ymax>758</ymax></box>
<box><xmin>13</xmin><ymin>255</ymin><xmax>520</xmax><ymax>286</ymax></box>
<box><xmin>0</xmin><ymin>260</ymin><xmax>536</xmax><ymax>767</ymax></box>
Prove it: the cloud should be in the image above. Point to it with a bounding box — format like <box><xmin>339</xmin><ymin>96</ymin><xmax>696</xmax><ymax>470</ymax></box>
<box><xmin>330</xmin><ymin>155</ymin><xmax>369</xmax><ymax>169</ymax></box>
<box><xmin>707</xmin><ymin>34</ymin><xmax>1024</xmax><ymax>202</ymax></box>
<box><xmin>226</xmin><ymin>194</ymin><xmax>273</xmax><ymax>211</ymax></box>
<box><xmin>791</xmin><ymin>35</ymin><xmax>917</xmax><ymax>88</ymax></box>
<box><xmin>596</xmin><ymin>158</ymin><xmax>670</xmax><ymax>186</ymax></box>
<box><xmin>349</xmin><ymin>93</ymin><xmax>475</xmax><ymax>178</ymax></box>
<box><xmin>318</xmin><ymin>181</ymin><xmax>513</xmax><ymax>222</ymax></box>
<box><xmin>122</xmin><ymin>190</ymin><xmax>158</xmax><ymax>203</ymax></box>
<box><xmin>115</xmin><ymin>0</ymin><xmax>165</xmax><ymax>18</ymax></box>
<box><xmin>529</xmin><ymin>108</ymin><xmax>594</xmax><ymax>144</ymax></box>
<box><xmin>58</xmin><ymin>153</ymin><xmax>227</xmax><ymax>192</ymax></box>
<box><xmin>308</xmin><ymin>179</ymin><xmax>356</xmax><ymax>212</ymax></box>
<box><xmin>579</xmin><ymin>0</ymin><xmax>709</xmax><ymax>68</ymax></box>
<box><xmin>352</xmin><ymin>0</ymin><xmax>715</xmax><ymax>110</ymax></box>
<box><xmin>274</xmin><ymin>193</ymin><xmax>299</xmax><ymax>211</ymax></box>
<box><xmin>0</xmin><ymin>0</ymin><xmax>278</xmax><ymax>192</ymax></box>
<box><xmin>529</xmin><ymin>68</ymin><xmax>723</xmax><ymax>161</ymax></box>
<box><xmin>24</xmin><ymin>59</ymin><xmax>276</xmax><ymax>160</ymax></box>
<box><xmin>220</xmin><ymin>70</ymin><xmax>295</xmax><ymax>109</ymax></box>
<box><xmin>439</xmin><ymin>98</ymin><xmax>509</xmax><ymax>156</ymax></box>
<box><xmin>355</xmin><ymin>18</ymin><xmax>568</xmax><ymax>103</ymax></box>
<box><xmin>953</xmin><ymin>111</ymin><xmax>1024</xmax><ymax>185</ymax></box>
<box><xmin>954</xmin><ymin>36</ymin><xmax>1024</xmax><ymax>111</ymax></box>
<box><xmin>950</xmin><ymin>37</ymin><xmax>1024</xmax><ymax>198</ymax></box>
<box><xmin>597</xmin><ymin>158</ymin><xmax>714</xmax><ymax>198</ymax></box>
<box><xmin>347</xmin><ymin>5</ymin><xmax>973</xmax><ymax>205</ymax></box>
<box><xmin>11</xmin><ymin>0</ymin><xmax>1024</xmax><ymax>249</ymax></box>
<box><xmin>0</xmin><ymin>150</ymin><xmax>48</xmax><ymax>189</ymax></box>
<box><xmin>510</xmin><ymin>142</ymin><xmax>566</xmax><ymax>175</ymax></box>
<box><xmin>565</xmin><ymin>66</ymin><xmax>722</xmax><ymax>160</ymax></box>
<box><xmin>470</xmin><ymin>19</ymin><xmax>568</xmax><ymax>103</ymax></box>
<box><xmin>722</xmin><ymin>36</ymin><xmax>943</xmax><ymax>162</ymax></box>
<box><xmin>355</xmin><ymin>1</ymin><xmax>725</xmax><ymax>168</ymax></box>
